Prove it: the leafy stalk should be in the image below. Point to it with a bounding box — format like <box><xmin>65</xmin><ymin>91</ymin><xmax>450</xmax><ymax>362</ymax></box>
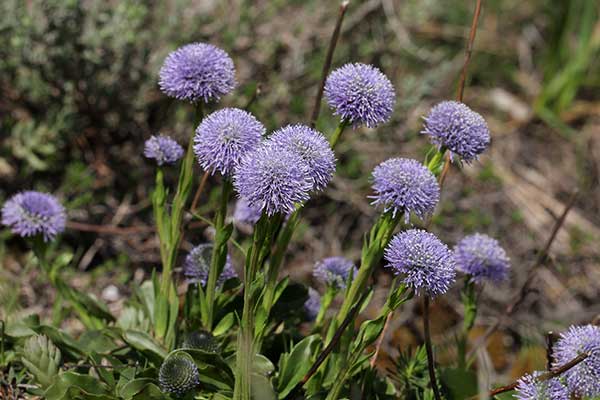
<box><xmin>458</xmin><ymin>278</ymin><xmax>477</xmax><ymax>368</ymax></box>
<box><xmin>203</xmin><ymin>180</ymin><xmax>234</xmax><ymax>330</ymax></box>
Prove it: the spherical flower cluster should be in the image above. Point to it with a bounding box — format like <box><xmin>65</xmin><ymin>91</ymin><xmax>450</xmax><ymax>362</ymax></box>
<box><xmin>183</xmin><ymin>244</ymin><xmax>237</xmax><ymax>287</ymax></box>
<box><xmin>422</xmin><ymin>101</ymin><xmax>490</xmax><ymax>163</ymax></box>
<box><xmin>552</xmin><ymin>324</ymin><xmax>600</xmax><ymax>397</ymax></box>
<box><xmin>454</xmin><ymin>233</ymin><xmax>510</xmax><ymax>284</ymax></box>
<box><xmin>313</xmin><ymin>256</ymin><xmax>357</xmax><ymax>290</ymax></box>
<box><xmin>233</xmin><ymin>143</ymin><xmax>312</xmax><ymax>216</ymax></box>
<box><xmin>159</xmin><ymin>42</ymin><xmax>236</xmax><ymax>103</ymax></box>
<box><xmin>514</xmin><ymin>372</ymin><xmax>569</xmax><ymax>400</ymax></box>
<box><xmin>158</xmin><ymin>352</ymin><xmax>200</xmax><ymax>397</ymax></box>
<box><xmin>304</xmin><ymin>288</ymin><xmax>321</xmax><ymax>321</ymax></box>
<box><xmin>233</xmin><ymin>198</ymin><xmax>263</xmax><ymax>226</ymax></box>
<box><xmin>194</xmin><ymin>108</ymin><xmax>265</xmax><ymax>177</ymax></box>
<box><xmin>384</xmin><ymin>229</ymin><xmax>455</xmax><ymax>297</ymax></box>
<box><xmin>324</xmin><ymin>63</ymin><xmax>396</xmax><ymax>128</ymax></box>
<box><xmin>268</xmin><ymin>125</ymin><xmax>335</xmax><ymax>191</ymax></box>
<box><xmin>144</xmin><ymin>135</ymin><xmax>184</xmax><ymax>166</ymax></box>
<box><xmin>182</xmin><ymin>330</ymin><xmax>220</xmax><ymax>353</ymax></box>
<box><xmin>2</xmin><ymin>191</ymin><xmax>66</xmax><ymax>242</ymax></box>
<box><xmin>370</xmin><ymin>158</ymin><xmax>440</xmax><ymax>222</ymax></box>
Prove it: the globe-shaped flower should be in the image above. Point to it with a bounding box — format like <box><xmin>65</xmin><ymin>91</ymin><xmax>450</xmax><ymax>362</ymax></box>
<box><xmin>194</xmin><ymin>108</ymin><xmax>265</xmax><ymax>177</ymax></box>
<box><xmin>422</xmin><ymin>101</ymin><xmax>490</xmax><ymax>163</ymax></box>
<box><xmin>514</xmin><ymin>372</ymin><xmax>569</xmax><ymax>400</ymax></box>
<box><xmin>454</xmin><ymin>233</ymin><xmax>510</xmax><ymax>284</ymax></box>
<box><xmin>268</xmin><ymin>124</ymin><xmax>336</xmax><ymax>191</ymax></box>
<box><xmin>144</xmin><ymin>135</ymin><xmax>184</xmax><ymax>166</ymax></box>
<box><xmin>158</xmin><ymin>352</ymin><xmax>200</xmax><ymax>397</ymax></box>
<box><xmin>2</xmin><ymin>191</ymin><xmax>66</xmax><ymax>242</ymax></box>
<box><xmin>552</xmin><ymin>324</ymin><xmax>600</xmax><ymax>397</ymax></box>
<box><xmin>233</xmin><ymin>142</ymin><xmax>312</xmax><ymax>216</ymax></box>
<box><xmin>370</xmin><ymin>158</ymin><xmax>440</xmax><ymax>222</ymax></box>
<box><xmin>183</xmin><ymin>244</ymin><xmax>237</xmax><ymax>287</ymax></box>
<box><xmin>324</xmin><ymin>63</ymin><xmax>396</xmax><ymax>128</ymax></box>
<box><xmin>182</xmin><ymin>330</ymin><xmax>220</xmax><ymax>353</ymax></box>
<box><xmin>159</xmin><ymin>42</ymin><xmax>236</xmax><ymax>103</ymax></box>
<box><xmin>233</xmin><ymin>198</ymin><xmax>262</xmax><ymax>227</ymax></box>
<box><xmin>304</xmin><ymin>288</ymin><xmax>321</xmax><ymax>321</ymax></box>
<box><xmin>384</xmin><ymin>229</ymin><xmax>455</xmax><ymax>297</ymax></box>
<box><xmin>313</xmin><ymin>256</ymin><xmax>357</xmax><ymax>290</ymax></box>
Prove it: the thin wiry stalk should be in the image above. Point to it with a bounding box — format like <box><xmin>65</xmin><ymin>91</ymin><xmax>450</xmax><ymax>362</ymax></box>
<box><xmin>488</xmin><ymin>352</ymin><xmax>588</xmax><ymax>397</ymax></box>
<box><xmin>190</xmin><ymin>171</ymin><xmax>209</xmax><ymax>213</ymax></box>
<box><xmin>467</xmin><ymin>189</ymin><xmax>579</xmax><ymax>359</ymax></box>
<box><xmin>423</xmin><ymin>295</ymin><xmax>442</xmax><ymax>400</ymax></box>
<box><xmin>310</xmin><ymin>1</ymin><xmax>350</xmax><ymax>128</ymax></box>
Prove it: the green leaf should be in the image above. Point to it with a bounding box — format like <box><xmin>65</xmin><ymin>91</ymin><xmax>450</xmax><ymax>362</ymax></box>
<box><xmin>118</xmin><ymin>378</ymin><xmax>155</xmax><ymax>398</ymax></box>
<box><xmin>439</xmin><ymin>367</ymin><xmax>478</xmax><ymax>400</ymax></box>
<box><xmin>21</xmin><ymin>335</ymin><xmax>61</xmax><ymax>389</ymax></box>
<box><xmin>122</xmin><ymin>330</ymin><xmax>167</xmax><ymax>364</ymax></box>
<box><xmin>34</xmin><ymin>325</ymin><xmax>84</xmax><ymax>359</ymax></box>
<box><xmin>252</xmin><ymin>373</ymin><xmax>277</xmax><ymax>400</ymax></box>
<box><xmin>277</xmin><ymin>334</ymin><xmax>321</xmax><ymax>398</ymax></box>
<box><xmin>44</xmin><ymin>372</ymin><xmax>111</xmax><ymax>400</ymax></box>
<box><xmin>213</xmin><ymin>312</ymin><xmax>236</xmax><ymax>337</ymax></box>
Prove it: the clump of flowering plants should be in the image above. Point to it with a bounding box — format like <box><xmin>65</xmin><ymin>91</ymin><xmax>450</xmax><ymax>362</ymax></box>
<box><xmin>1</xmin><ymin>4</ymin><xmax>596</xmax><ymax>400</ymax></box>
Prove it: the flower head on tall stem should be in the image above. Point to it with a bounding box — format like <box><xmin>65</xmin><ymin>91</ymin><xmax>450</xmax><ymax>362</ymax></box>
<box><xmin>514</xmin><ymin>371</ymin><xmax>569</xmax><ymax>400</ymax></box>
<box><xmin>194</xmin><ymin>108</ymin><xmax>265</xmax><ymax>177</ymax></box>
<box><xmin>233</xmin><ymin>142</ymin><xmax>312</xmax><ymax>216</ymax></box>
<box><xmin>313</xmin><ymin>256</ymin><xmax>357</xmax><ymax>290</ymax></box>
<box><xmin>552</xmin><ymin>324</ymin><xmax>600</xmax><ymax>397</ymax></box>
<box><xmin>183</xmin><ymin>244</ymin><xmax>237</xmax><ymax>287</ymax></box>
<box><xmin>268</xmin><ymin>124</ymin><xmax>336</xmax><ymax>191</ymax></box>
<box><xmin>159</xmin><ymin>42</ymin><xmax>236</xmax><ymax>103</ymax></box>
<box><xmin>370</xmin><ymin>158</ymin><xmax>440</xmax><ymax>223</ymax></box>
<box><xmin>2</xmin><ymin>191</ymin><xmax>66</xmax><ymax>242</ymax></box>
<box><xmin>144</xmin><ymin>135</ymin><xmax>184</xmax><ymax>166</ymax></box>
<box><xmin>384</xmin><ymin>229</ymin><xmax>455</xmax><ymax>297</ymax></box>
<box><xmin>325</xmin><ymin>63</ymin><xmax>395</xmax><ymax>128</ymax></box>
<box><xmin>454</xmin><ymin>233</ymin><xmax>510</xmax><ymax>284</ymax></box>
<box><xmin>422</xmin><ymin>101</ymin><xmax>490</xmax><ymax>163</ymax></box>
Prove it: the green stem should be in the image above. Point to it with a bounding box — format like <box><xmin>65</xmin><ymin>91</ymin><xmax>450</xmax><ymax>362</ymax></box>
<box><xmin>330</xmin><ymin>119</ymin><xmax>348</xmax><ymax>149</ymax></box>
<box><xmin>315</xmin><ymin>286</ymin><xmax>336</xmax><ymax>328</ymax></box>
<box><xmin>458</xmin><ymin>278</ymin><xmax>477</xmax><ymax>368</ymax></box>
<box><xmin>204</xmin><ymin>180</ymin><xmax>233</xmax><ymax>330</ymax></box>
<box><xmin>335</xmin><ymin>212</ymin><xmax>399</xmax><ymax>327</ymax></box>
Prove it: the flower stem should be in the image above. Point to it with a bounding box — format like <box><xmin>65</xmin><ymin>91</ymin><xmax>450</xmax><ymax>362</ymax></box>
<box><xmin>423</xmin><ymin>295</ymin><xmax>442</xmax><ymax>400</ymax></box>
<box><xmin>329</xmin><ymin>119</ymin><xmax>348</xmax><ymax>149</ymax></box>
<box><xmin>204</xmin><ymin>179</ymin><xmax>233</xmax><ymax>330</ymax></box>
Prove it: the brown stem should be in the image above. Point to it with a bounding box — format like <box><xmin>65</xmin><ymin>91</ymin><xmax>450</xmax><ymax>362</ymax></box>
<box><xmin>190</xmin><ymin>171</ymin><xmax>210</xmax><ymax>213</ymax></box>
<box><xmin>423</xmin><ymin>296</ymin><xmax>442</xmax><ymax>400</ymax></box>
<box><xmin>309</xmin><ymin>1</ymin><xmax>350</xmax><ymax>128</ymax></box>
<box><xmin>370</xmin><ymin>311</ymin><xmax>393</xmax><ymax>368</ymax></box>
<box><xmin>467</xmin><ymin>189</ymin><xmax>579</xmax><ymax>359</ymax></box>
<box><xmin>546</xmin><ymin>331</ymin><xmax>559</xmax><ymax>370</ymax></box>
<box><xmin>488</xmin><ymin>352</ymin><xmax>589</xmax><ymax>397</ymax></box>
<box><xmin>287</xmin><ymin>290</ymin><xmax>369</xmax><ymax>397</ymax></box>
<box><xmin>456</xmin><ymin>0</ymin><xmax>483</xmax><ymax>103</ymax></box>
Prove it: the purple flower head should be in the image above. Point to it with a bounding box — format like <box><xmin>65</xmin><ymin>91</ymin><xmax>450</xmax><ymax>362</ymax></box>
<box><xmin>384</xmin><ymin>229</ymin><xmax>455</xmax><ymax>297</ymax></box>
<box><xmin>552</xmin><ymin>324</ymin><xmax>600</xmax><ymax>397</ymax></box>
<box><xmin>454</xmin><ymin>233</ymin><xmax>510</xmax><ymax>284</ymax></box>
<box><xmin>422</xmin><ymin>101</ymin><xmax>490</xmax><ymax>163</ymax></box>
<box><xmin>233</xmin><ymin>198</ymin><xmax>263</xmax><ymax>226</ymax></box>
<box><xmin>159</xmin><ymin>43</ymin><xmax>236</xmax><ymax>103</ymax></box>
<box><xmin>233</xmin><ymin>142</ymin><xmax>312</xmax><ymax>216</ymax></box>
<box><xmin>370</xmin><ymin>158</ymin><xmax>440</xmax><ymax>223</ymax></box>
<box><xmin>2</xmin><ymin>191</ymin><xmax>66</xmax><ymax>242</ymax></box>
<box><xmin>194</xmin><ymin>108</ymin><xmax>265</xmax><ymax>177</ymax></box>
<box><xmin>304</xmin><ymin>288</ymin><xmax>321</xmax><ymax>321</ymax></box>
<box><xmin>514</xmin><ymin>371</ymin><xmax>569</xmax><ymax>400</ymax></box>
<box><xmin>268</xmin><ymin>124</ymin><xmax>336</xmax><ymax>191</ymax></box>
<box><xmin>183</xmin><ymin>243</ymin><xmax>237</xmax><ymax>287</ymax></box>
<box><xmin>324</xmin><ymin>63</ymin><xmax>396</xmax><ymax>128</ymax></box>
<box><xmin>144</xmin><ymin>135</ymin><xmax>184</xmax><ymax>166</ymax></box>
<box><xmin>313</xmin><ymin>256</ymin><xmax>357</xmax><ymax>290</ymax></box>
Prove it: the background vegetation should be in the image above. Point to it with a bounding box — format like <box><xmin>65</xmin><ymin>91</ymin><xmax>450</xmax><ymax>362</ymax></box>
<box><xmin>1</xmin><ymin>0</ymin><xmax>599</xmax><ymax>394</ymax></box>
